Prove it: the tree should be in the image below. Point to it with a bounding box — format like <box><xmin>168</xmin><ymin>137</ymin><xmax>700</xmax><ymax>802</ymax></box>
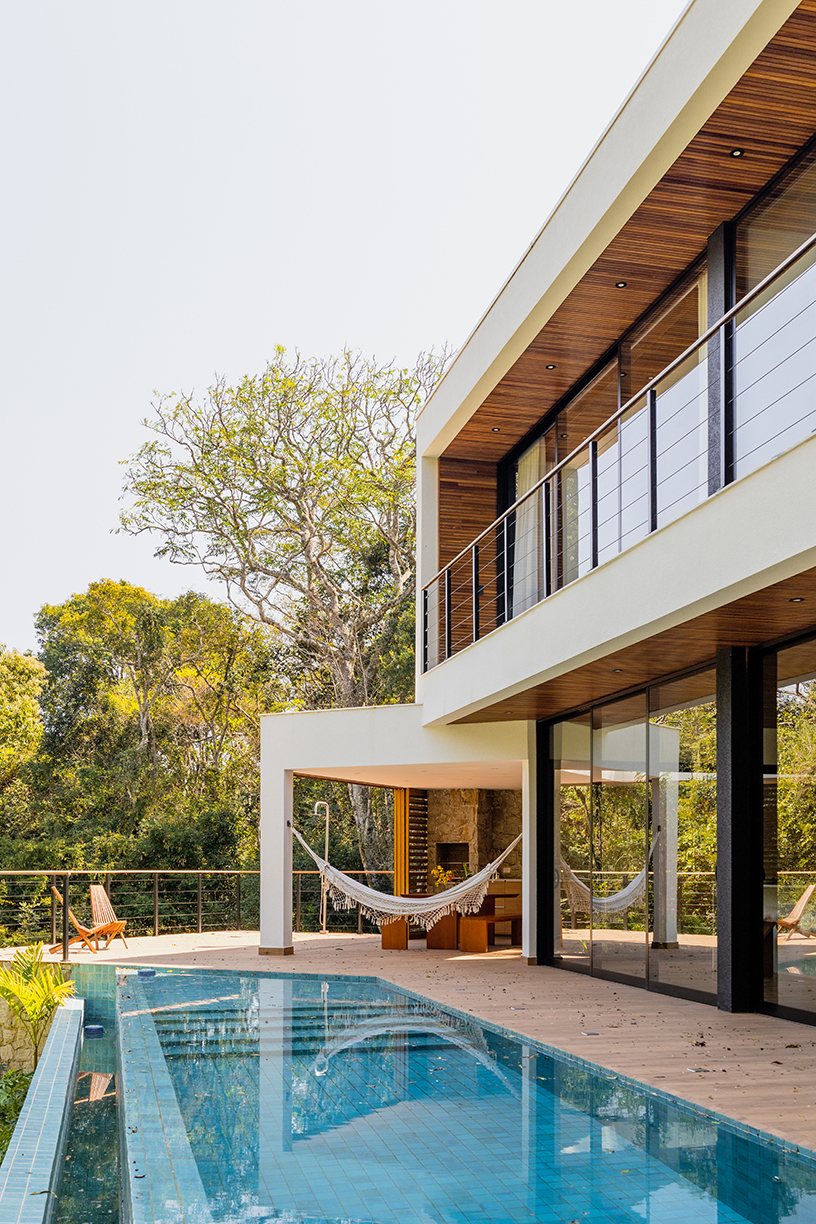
<box><xmin>0</xmin><ymin>648</ymin><xmax>47</xmax><ymax>787</ymax></box>
<box><xmin>119</xmin><ymin>347</ymin><xmax>449</xmax><ymax>869</ymax></box>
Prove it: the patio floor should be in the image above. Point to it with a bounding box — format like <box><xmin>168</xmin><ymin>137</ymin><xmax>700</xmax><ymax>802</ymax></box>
<box><xmin>21</xmin><ymin>929</ymin><xmax>816</xmax><ymax>1151</ymax></box>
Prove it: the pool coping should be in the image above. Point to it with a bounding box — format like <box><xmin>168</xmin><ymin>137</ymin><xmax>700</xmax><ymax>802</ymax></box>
<box><xmin>117</xmin><ymin>973</ymin><xmax>215</xmax><ymax>1224</ymax></box>
<box><xmin>0</xmin><ymin>997</ymin><xmax>84</xmax><ymax>1224</ymax></box>
<box><xmin>112</xmin><ymin>960</ymin><xmax>816</xmax><ymax>1169</ymax></box>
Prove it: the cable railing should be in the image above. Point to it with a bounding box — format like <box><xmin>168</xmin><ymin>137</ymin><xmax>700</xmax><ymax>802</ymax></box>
<box><xmin>0</xmin><ymin>867</ymin><xmax>395</xmax><ymax>957</ymax></box>
<box><xmin>423</xmin><ymin>228</ymin><xmax>816</xmax><ymax>669</ymax></box>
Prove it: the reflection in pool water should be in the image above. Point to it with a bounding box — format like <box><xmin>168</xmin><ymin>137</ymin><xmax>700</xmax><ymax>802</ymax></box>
<box><xmin>128</xmin><ymin>971</ymin><xmax>816</xmax><ymax>1224</ymax></box>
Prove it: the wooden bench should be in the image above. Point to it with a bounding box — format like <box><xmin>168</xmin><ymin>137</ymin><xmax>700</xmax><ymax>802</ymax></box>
<box><xmin>459</xmin><ymin>912</ymin><xmax>522</xmax><ymax>954</ymax></box>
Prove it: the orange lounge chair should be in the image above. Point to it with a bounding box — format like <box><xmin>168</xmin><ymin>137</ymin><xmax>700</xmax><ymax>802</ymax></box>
<box><xmin>777</xmin><ymin>884</ymin><xmax>816</xmax><ymax>941</ymax></box>
<box><xmin>48</xmin><ymin>885</ymin><xmax>127</xmax><ymax>954</ymax></box>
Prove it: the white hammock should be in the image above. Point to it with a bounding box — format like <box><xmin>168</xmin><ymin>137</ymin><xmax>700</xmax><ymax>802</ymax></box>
<box><xmin>293</xmin><ymin>827</ymin><xmax>522</xmax><ymax>930</ymax></box>
<box><xmin>560</xmin><ymin>857</ymin><xmax>648</xmax><ymax>918</ymax></box>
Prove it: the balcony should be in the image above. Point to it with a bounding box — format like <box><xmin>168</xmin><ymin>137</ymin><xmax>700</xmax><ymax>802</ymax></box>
<box><xmin>422</xmin><ymin>232</ymin><xmax>816</xmax><ymax>672</ymax></box>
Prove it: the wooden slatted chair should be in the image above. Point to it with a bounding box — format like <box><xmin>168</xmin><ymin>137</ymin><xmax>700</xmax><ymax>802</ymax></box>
<box><xmin>777</xmin><ymin>883</ymin><xmax>816</xmax><ymax>941</ymax></box>
<box><xmin>89</xmin><ymin>885</ymin><xmax>128</xmax><ymax>950</ymax></box>
<box><xmin>48</xmin><ymin>886</ymin><xmax>112</xmax><ymax>955</ymax></box>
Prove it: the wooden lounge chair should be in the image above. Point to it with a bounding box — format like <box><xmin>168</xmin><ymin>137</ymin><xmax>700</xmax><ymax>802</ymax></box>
<box><xmin>89</xmin><ymin>885</ymin><xmax>128</xmax><ymax>950</ymax></box>
<box><xmin>777</xmin><ymin>884</ymin><xmax>816</xmax><ymax>941</ymax></box>
<box><xmin>48</xmin><ymin>885</ymin><xmax>128</xmax><ymax>954</ymax></box>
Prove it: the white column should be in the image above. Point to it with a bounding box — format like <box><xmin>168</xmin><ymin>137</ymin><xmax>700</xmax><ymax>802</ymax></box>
<box><xmin>522</xmin><ymin>722</ymin><xmax>537</xmax><ymax>963</ymax></box>
<box><xmin>260</xmin><ymin>717</ymin><xmax>294</xmax><ymax>954</ymax></box>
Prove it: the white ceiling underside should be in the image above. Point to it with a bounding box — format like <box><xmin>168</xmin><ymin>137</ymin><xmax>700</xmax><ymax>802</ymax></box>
<box><xmin>295</xmin><ymin>760</ymin><xmax>524</xmax><ymax>790</ymax></box>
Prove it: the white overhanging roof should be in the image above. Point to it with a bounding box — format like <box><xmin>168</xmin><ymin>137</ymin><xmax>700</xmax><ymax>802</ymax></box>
<box><xmin>416</xmin><ymin>0</ymin><xmax>800</xmax><ymax>460</ymax></box>
<box><xmin>260</xmin><ymin>703</ymin><xmax>529</xmax><ymax>789</ymax></box>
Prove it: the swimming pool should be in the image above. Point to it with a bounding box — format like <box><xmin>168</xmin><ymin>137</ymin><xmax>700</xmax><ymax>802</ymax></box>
<box><xmin>116</xmin><ymin>969</ymin><xmax>816</xmax><ymax>1224</ymax></box>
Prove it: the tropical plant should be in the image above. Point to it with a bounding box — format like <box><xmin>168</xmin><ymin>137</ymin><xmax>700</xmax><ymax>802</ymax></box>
<box><xmin>0</xmin><ymin>1068</ymin><xmax>33</xmax><ymax>1161</ymax></box>
<box><xmin>0</xmin><ymin>943</ymin><xmax>76</xmax><ymax>1068</ymax></box>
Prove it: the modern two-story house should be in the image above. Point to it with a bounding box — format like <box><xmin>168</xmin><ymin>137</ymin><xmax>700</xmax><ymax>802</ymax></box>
<box><xmin>261</xmin><ymin>0</ymin><xmax>816</xmax><ymax>1028</ymax></box>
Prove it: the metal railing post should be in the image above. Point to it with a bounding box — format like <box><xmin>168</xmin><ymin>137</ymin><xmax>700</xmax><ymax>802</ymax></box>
<box><xmin>50</xmin><ymin>876</ymin><xmax>56</xmax><ymax>947</ymax></box>
<box><xmin>296</xmin><ymin>874</ymin><xmax>302</xmax><ymax>932</ymax></box>
<box><xmin>197</xmin><ymin>873</ymin><xmax>203</xmax><ymax>933</ymax></box>
<box><xmin>62</xmin><ymin>873</ymin><xmax>70</xmax><ymax>961</ymax></box>
<box><xmin>472</xmin><ymin>544</ymin><xmax>480</xmax><ymax>642</ymax></box>
<box><xmin>104</xmin><ymin>871</ymin><xmax>111</xmax><ymax>898</ymax></box>
<box><xmin>357</xmin><ymin>903</ymin><xmax>362</xmax><ymax>934</ymax></box>
<box><xmin>444</xmin><ymin>568</ymin><xmax>452</xmax><ymax>659</ymax></box>
<box><xmin>153</xmin><ymin>873</ymin><xmax>159</xmax><ymax>937</ymax></box>
<box><xmin>544</xmin><ymin>482</ymin><xmax>552</xmax><ymax>597</ymax></box>
<box><xmin>590</xmin><ymin>439</ymin><xmax>599</xmax><ymax>568</ymax></box>
<box><xmin>422</xmin><ymin>587</ymin><xmax>429</xmax><ymax>672</ymax></box>
<box><xmin>236</xmin><ymin>873</ymin><xmax>242</xmax><ymax>931</ymax></box>
<box><xmin>648</xmin><ymin>387</ymin><xmax>658</xmax><ymax>532</ymax></box>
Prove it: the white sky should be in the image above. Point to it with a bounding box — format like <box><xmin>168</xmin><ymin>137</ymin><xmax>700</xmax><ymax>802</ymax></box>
<box><xmin>0</xmin><ymin>0</ymin><xmax>688</xmax><ymax>653</ymax></box>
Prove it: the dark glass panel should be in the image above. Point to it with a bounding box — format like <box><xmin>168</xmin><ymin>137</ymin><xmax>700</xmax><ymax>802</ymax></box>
<box><xmin>764</xmin><ymin>637</ymin><xmax>816</xmax><ymax>1016</ymax></box>
<box><xmin>648</xmin><ymin>669</ymin><xmax>717</xmax><ymax>1001</ymax></box>
<box><xmin>552</xmin><ymin>714</ymin><xmax>592</xmax><ymax>973</ymax></box>
<box><xmin>591</xmin><ymin>693</ymin><xmax>648</xmax><ymax>983</ymax></box>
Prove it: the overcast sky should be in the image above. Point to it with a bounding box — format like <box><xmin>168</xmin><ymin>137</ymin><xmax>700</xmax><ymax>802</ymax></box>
<box><xmin>1</xmin><ymin>0</ymin><xmax>688</xmax><ymax>653</ymax></box>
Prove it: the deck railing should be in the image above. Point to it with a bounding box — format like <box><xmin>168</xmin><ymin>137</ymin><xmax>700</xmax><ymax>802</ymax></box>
<box><xmin>423</xmin><ymin>228</ymin><xmax>816</xmax><ymax>669</ymax></box>
<box><xmin>0</xmin><ymin>868</ymin><xmax>395</xmax><ymax>957</ymax></box>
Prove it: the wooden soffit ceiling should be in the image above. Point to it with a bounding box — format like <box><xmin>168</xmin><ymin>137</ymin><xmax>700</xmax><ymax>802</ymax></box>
<box><xmin>444</xmin><ymin>1</ymin><xmax>816</xmax><ymax>463</ymax></box>
<box><xmin>454</xmin><ymin>568</ymin><xmax>816</xmax><ymax>724</ymax></box>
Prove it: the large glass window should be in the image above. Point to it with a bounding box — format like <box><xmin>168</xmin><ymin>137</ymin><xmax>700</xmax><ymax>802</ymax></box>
<box><xmin>591</xmin><ymin>694</ymin><xmax>649</xmax><ymax>984</ymax></box>
<box><xmin>763</xmin><ymin>638</ymin><xmax>816</xmax><ymax>1018</ymax></box>
<box><xmin>734</xmin><ymin>149</ymin><xmax>816</xmax><ymax>481</ymax></box>
<box><xmin>553</xmin><ymin>714</ymin><xmax>592</xmax><ymax>973</ymax></box>
<box><xmin>648</xmin><ymin>670</ymin><xmax>717</xmax><ymax>1001</ymax></box>
<box><xmin>551</xmin><ymin>667</ymin><xmax>717</xmax><ymax>1000</ymax></box>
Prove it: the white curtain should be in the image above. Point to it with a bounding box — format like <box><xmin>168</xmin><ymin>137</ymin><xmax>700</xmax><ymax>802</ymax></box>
<box><xmin>513</xmin><ymin>437</ymin><xmax>548</xmax><ymax>615</ymax></box>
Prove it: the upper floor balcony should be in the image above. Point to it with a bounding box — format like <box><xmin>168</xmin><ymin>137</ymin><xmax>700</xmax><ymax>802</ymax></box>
<box><xmin>421</xmin><ymin>229</ymin><xmax>816</xmax><ymax>682</ymax></box>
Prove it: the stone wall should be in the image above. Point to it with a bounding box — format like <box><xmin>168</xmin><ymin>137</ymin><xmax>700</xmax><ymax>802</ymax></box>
<box><xmin>426</xmin><ymin>789</ymin><xmax>522</xmax><ymax>879</ymax></box>
<box><xmin>0</xmin><ymin>999</ymin><xmax>38</xmax><ymax>1072</ymax></box>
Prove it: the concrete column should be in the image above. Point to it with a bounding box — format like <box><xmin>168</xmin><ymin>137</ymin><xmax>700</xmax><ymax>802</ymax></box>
<box><xmin>522</xmin><ymin>722</ymin><xmax>538</xmax><ymax>963</ymax></box>
<box><xmin>260</xmin><ymin>720</ymin><xmax>294</xmax><ymax>955</ymax></box>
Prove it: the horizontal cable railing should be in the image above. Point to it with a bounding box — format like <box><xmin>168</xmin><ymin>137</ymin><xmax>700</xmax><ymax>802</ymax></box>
<box><xmin>423</xmin><ymin>228</ymin><xmax>816</xmax><ymax>670</ymax></box>
<box><xmin>0</xmin><ymin>867</ymin><xmax>394</xmax><ymax>957</ymax></box>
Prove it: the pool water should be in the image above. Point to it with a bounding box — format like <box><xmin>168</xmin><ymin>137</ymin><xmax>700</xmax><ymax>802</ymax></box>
<box><xmin>123</xmin><ymin>970</ymin><xmax>816</xmax><ymax>1224</ymax></box>
<box><xmin>55</xmin><ymin>1028</ymin><xmax>118</xmax><ymax>1224</ymax></box>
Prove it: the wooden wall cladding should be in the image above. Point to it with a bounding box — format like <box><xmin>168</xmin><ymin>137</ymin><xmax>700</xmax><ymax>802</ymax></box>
<box><xmin>437</xmin><ymin>457</ymin><xmax>498</xmax><ymax>570</ymax></box>
<box><xmin>444</xmin><ymin>1</ymin><xmax>816</xmax><ymax>463</ymax></box>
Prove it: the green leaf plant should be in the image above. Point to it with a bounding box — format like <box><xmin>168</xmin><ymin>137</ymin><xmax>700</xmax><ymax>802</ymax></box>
<box><xmin>0</xmin><ymin>943</ymin><xmax>76</xmax><ymax>1069</ymax></box>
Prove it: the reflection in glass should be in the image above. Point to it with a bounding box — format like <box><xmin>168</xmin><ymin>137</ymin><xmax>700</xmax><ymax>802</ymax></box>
<box><xmin>649</xmin><ymin>671</ymin><xmax>717</xmax><ymax>1001</ymax></box>
<box><xmin>553</xmin><ymin>715</ymin><xmax>592</xmax><ymax>972</ymax></box>
<box><xmin>764</xmin><ymin>639</ymin><xmax>816</xmax><ymax>1017</ymax></box>
<box><xmin>591</xmin><ymin>694</ymin><xmax>648</xmax><ymax>983</ymax></box>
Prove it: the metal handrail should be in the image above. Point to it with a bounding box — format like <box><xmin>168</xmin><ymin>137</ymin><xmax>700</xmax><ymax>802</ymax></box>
<box><xmin>422</xmin><ymin>225</ymin><xmax>816</xmax><ymax>592</ymax></box>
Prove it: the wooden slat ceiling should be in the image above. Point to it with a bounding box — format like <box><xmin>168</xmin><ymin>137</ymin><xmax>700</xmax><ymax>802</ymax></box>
<box><xmin>444</xmin><ymin>0</ymin><xmax>816</xmax><ymax>462</ymax></box>
<box><xmin>455</xmin><ymin>568</ymin><xmax>816</xmax><ymax>724</ymax></box>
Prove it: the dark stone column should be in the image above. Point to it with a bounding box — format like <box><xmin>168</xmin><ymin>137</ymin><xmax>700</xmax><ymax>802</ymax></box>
<box><xmin>536</xmin><ymin>720</ymin><xmax>556</xmax><ymax>965</ymax></box>
<box><xmin>716</xmin><ymin>646</ymin><xmax>764</xmax><ymax>1011</ymax></box>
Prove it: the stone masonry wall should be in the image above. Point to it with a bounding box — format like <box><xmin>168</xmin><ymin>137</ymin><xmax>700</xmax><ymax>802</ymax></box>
<box><xmin>0</xmin><ymin>998</ymin><xmax>38</xmax><ymax>1072</ymax></box>
<box><xmin>426</xmin><ymin>789</ymin><xmax>522</xmax><ymax>880</ymax></box>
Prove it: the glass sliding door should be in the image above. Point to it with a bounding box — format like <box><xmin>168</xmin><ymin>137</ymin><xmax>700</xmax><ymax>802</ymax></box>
<box><xmin>648</xmin><ymin>670</ymin><xmax>717</xmax><ymax>1001</ymax></box>
<box><xmin>763</xmin><ymin>637</ymin><xmax>816</xmax><ymax>1018</ymax></box>
<box><xmin>553</xmin><ymin>714</ymin><xmax>592</xmax><ymax>972</ymax></box>
<box><xmin>591</xmin><ymin>694</ymin><xmax>648</xmax><ymax>984</ymax></box>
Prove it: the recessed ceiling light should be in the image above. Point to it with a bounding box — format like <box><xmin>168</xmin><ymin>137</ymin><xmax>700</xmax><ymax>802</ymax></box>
<box><xmin>613</xmin><ymin>668</ymin><xmax>624</xmax><ymax>673</ymax></box>
<box><xmin>615</xmin><ymin>281</ymin><xmax>627</xmax><ymax>289</ymax></box>
<box><xmin>545</xmin><ymin>364</ymin><xmax>556</xmax><ymax>370</ymax></box>
<box><xmin>491</xmin><ymin>427</ymin><xmax>501</xmax><ymax>432</ymax></box>
<box><xmin>730</xmin><ymin>147</ymin><xmax>745</xmax><ymax>158</ymax></box>
<box><xmin>790</xmin><ymin>596</ymin><xmax>805</xmax><ymax>603</ymax></box>
<box><xmin>560</xmin><ymin>433</ymin><xmax>568</xmax><ymax>439</ymax></box>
